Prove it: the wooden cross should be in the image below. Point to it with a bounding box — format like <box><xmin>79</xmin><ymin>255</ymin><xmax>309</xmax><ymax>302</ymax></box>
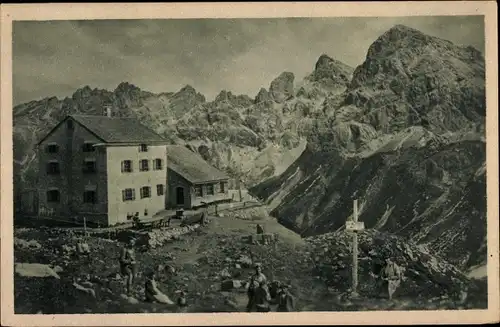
<box><xmin>345</xmin><ymin>199</ymin><xmax>365</xmax><ymax>297</ymax></box>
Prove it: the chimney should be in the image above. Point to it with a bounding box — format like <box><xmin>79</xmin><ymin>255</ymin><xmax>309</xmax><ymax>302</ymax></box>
<box><xmin>104</xmin><ymin>106</ymin><xmax>112</xmax><ymax>118</ymax></box>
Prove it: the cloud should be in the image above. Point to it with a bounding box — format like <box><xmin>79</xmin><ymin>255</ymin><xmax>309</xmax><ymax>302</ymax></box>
<box><xmin>12</xmin><ymin>16</ymin><xmax>484</xmax><ymax>105</ymax></box>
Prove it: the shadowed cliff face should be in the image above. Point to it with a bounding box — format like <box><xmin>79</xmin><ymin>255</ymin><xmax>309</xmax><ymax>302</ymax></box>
<box><xmin>249</xmin><ymin>25</ymin><xmax>486</xmax><ymax>271</ymax></box>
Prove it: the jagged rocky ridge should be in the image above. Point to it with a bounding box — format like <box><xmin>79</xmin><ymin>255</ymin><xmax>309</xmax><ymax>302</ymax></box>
<box><xmin>250</xmin><ymin>25</ymin><xmax>486</xmax><ymax>271</ymax></box>
<box><xmin>13</xmin><ymin>53</ymin><xmax>354</xmax><ymax>197</ymax></box>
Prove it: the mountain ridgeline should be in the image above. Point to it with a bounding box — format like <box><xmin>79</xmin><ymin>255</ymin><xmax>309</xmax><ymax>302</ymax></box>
<box><xmin>13</xmin><ymin>25</ymin><xmax>486</xmax><ymax>270</ymax></box>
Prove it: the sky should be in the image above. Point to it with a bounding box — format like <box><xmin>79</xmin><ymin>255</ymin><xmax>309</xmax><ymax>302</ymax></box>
<box><xmin>12</xmin><ymin>16</ymin><xmax>484</xmax><ymax>105</ymax></box>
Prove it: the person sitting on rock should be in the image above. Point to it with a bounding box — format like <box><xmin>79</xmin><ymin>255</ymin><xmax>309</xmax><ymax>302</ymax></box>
<box><xmin>381</xmin><ymin>257</ymin><xmax>402</xmax><ymax>300</ymax></box>
<box><xmin>177</xmin><ymin>291</ymin><xmax>187</xmax><ymax>307</ymax></box>
<box><xmin>76</xmin><ymin>238</ymin><xmax>90</xmax><ymax>255</ymax></box>
<box><xmin>144</xmin><ymin>270</ymin><xmax>174</xmax><ymax>304</ymax></box>
<box><xmin>119</xmin><ymin>238</ymin><xmax>137</xmax><ymax>296</ymax></box>
<box><xmin>276</xmin><ymin>284</ymin><xmax>295</xmax><ymax>312</ymax></box>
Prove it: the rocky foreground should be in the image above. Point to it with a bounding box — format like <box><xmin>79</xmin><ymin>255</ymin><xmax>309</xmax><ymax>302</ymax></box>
<box><xmin>13</xmin><ymin>209</ymin><xmax>486</xmax><ymax>314</ymax></box>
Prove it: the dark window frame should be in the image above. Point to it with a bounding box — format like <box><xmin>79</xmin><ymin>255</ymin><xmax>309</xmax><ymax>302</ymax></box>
<box><xmin>82</xmin><ymin>159</ymin><xmax>97</xmax><ymax>174</ymax></box>
<box><xmin>194</xmin><ymin>185</ymin><xmax>203</xmax><ymax>197</ymax></box>
<box><xmin>139</xmin><ymin>159</ymin><xmax>149</xmax><ymax>172</ymax></box>
<box><xmin>47</xmin><ymin>161</ymin><xmax>60</xmax><ymax>175</ymax></box>
<box><xmin>153</xmin><ymin>158</ymin><xmax>163</xmax><ymax>170</ymax></box>
<box><xmin>207</xmin><ymin>184</ymin><xmax>215</xmax><ymax>196</ymax></box>
<box><xmin>122</xmin><ymin>188</ymin><xmax>136</xmax><ymax>201</ymax></box>
<box><xmin>219</xmin><ymin>182</ymin><xmax>226</xmax><ymax>193</ymax></box>
<box><xmin>121</xmin><ymin>160</ymin><xmax>133</xmax><ymax>173</ymax></box>
<box><xmin>140</xmin><ymin>186</ymin><xmax>151</xmax><ymax>199</ymax></box>
<box><xmin>83</xmin><ymin>190</ymin><xmax>97</xmax><ymax>203</ymax></box>
<box><xmin>47</xmin><ymin>189</ymin><xmax>60</xmax><ymax>202</ymax></box>
<box><xmin>139</xmin><ymin>144</ymin><xmax>148</xmax><ymax>152</ymax></box>
<box><xmin>46</xmin><ymin>144</ymin><xmax>59</xmax><ymax>153</ymax></box>
<box><xmin>156</xmin><ymin>184</ymin><xmax>164</xmax><ymax>196</ymax></box>
<box><xmin>82</xmin><ymin>142</ymin><xmax>95</xmax><ymax>152</ymax></box>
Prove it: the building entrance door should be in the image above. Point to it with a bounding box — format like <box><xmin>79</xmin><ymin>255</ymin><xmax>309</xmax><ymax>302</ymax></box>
<box><xmin>176</xmin><ymin>187</ymin><xmax>185</xmax><ymax>206</ymax></box>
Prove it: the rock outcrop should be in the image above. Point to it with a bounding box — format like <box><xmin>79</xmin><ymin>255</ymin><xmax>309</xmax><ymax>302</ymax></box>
<box><xmin>307</xmin><ymin>230</ymin><xmax>472</xmax><ymax>299</ymax></box>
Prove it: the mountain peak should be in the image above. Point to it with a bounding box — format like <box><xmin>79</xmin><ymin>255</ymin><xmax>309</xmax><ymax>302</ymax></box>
<box><xmin>171</xmin><ymin>84</ymin><xmax>206</xmax><ymax>104</ymax></box>
<box><xmin>306</xmin><ymin>55</ymin><xmax>353</xmax><ymax>89</ymax></box>
<box><xmin>315</xmin><ymin>54</ymin><xmax>335</xmax><ymax>71</ymax></box>
<box><xmin>179</xmin><ymin>84</ymin><xmax>196</xmax><ymax>93</ymax></box>
<box><xmin>114</xmin><ymin>82</ymin><xmax>141</xmax><ymax>93</ymax></box>
<box><xmin>269</xmin><ymin>72</ymin><xmax>295</xmax><ymax>103</ymax></box>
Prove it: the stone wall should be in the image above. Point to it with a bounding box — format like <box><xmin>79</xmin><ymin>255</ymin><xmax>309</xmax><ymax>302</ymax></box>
<box><xmin>77</xmin><ymin>224</ymin><xmax>201</xmax><ymax>249</ymax></box>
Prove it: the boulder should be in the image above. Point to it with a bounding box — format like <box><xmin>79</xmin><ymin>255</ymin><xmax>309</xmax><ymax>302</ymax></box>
<box><xmin>221</xmin><ymin>279</ymin><xmax>243</xmax><ymax>291</ymax></box>
<box><xmin>73</xmin><ymin>282</ymin><xmax>96</xmax><ymax>298</ymax></box>
<box><xmin>14</xmin><ymin>238</ymin><xmax>42</xmax><ymax>250</ymax></box>
<box><xmin>52</xmin><ymin>265</ymin><xmax>64</xmax><ymax>273</ymax></box>
<box><xmin>237</xmin><ymin>255</ymin><xmax>253</xmax><ymax>268</ymax></box>
<box><xmin>219</xmin><ymin>268</ymin><xmax>232</xmax><ymax>279</ymax></box>
<box><xmin>15</xmin><ymin>263</ymin><xmax>60</xmax><ymax>279</ymax></box>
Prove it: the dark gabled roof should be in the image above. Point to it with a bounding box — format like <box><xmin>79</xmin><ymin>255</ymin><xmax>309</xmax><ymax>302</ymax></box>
<box><xmin>167</xmin><ymin>145</ymin><xmax>229</xmax><ymax>184</ymax></box>
<box><xmin>37</xmin><ymin>115</ymin><xmax>167</xmax><ymax>145</ymax></box>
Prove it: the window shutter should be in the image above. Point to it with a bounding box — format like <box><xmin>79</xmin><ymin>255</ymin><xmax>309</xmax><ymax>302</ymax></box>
<box><xmin>121</xmin><ymin>161</ymin><xmax>125</xmax><ymax>173</ymax></box>
<box><xmin>122</xmin><ymin>190</ymin><xmax>126</xmax><ymax>201</ymax></box>
<box><xmin>132</xmin><ymin>189</ymin><xmax>136</xmax><ymax>200</ymax></box>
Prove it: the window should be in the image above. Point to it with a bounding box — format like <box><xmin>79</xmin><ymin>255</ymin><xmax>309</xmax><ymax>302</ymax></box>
<box><xmin>82</xmin><ymin>142</ymin><xmax>95</xmax><ymax>152</ymax></box>
<box><xmin>83</xmin><ymin>191</ymin><xmax>97</xmax><ymax>203</ymax></box>
<box><xmin>207</xmin><ymin>184</ymin><xmax>214</xmax><ymax>196</ymax></box>
<box><xmin>46</xmin><ymin>143</ymin><xmax>59</xmax><ymax>153</ymax></box>
<box><xmin>153</xmin><ymin>158</ymin><xmax>163</xmax><ymax>170</ymax></box>
<box><xmin>220</xmin><ymin>182</ymin><xmax>226</xmax><ymax>193</ymax></box>
<box><xmin>156</xmin><ymin>184</ymin><xmax>164</xmax><ymax>196</ymax></box>
<box><xmin>121</xmin><ymin>160</ymin><xmax>133</xmax><ymax>173</ymax></box>
<box><xmin>194</xmin><ymin>185</ymin><xmax>203</xmax><ymax>197</ymax></box>
<box><xmin>139</xmin><ymin>144</ymin><xmax>148</xmax><ymax>152</ymax></box>
<box><xmin>47</xmin><ymin>161</ymin><xmax>60</xmax><ymax>174</ymax></box>
<box><xmin>140</xmin><ymin>159</ymin><xmax>149</xmax><ymax>172</ymax></box>
<box><xmin>140</xmin><ymin>186</ymin><xmax>151</xmax><ymax>199</ymax></box>
<box><xmin>82</xmin><ymin>159</ymin><xmax>97</xmax><ymax>173</ymax></box>
<box><xmin>47</xmin><ymin>190</ymin><xmax>60</xmax><ymax>202</ymax></box>
<box><xmin>122</xmin><ymin>188</ymin><xmax>135</xmax><ymax>201</ymax></box>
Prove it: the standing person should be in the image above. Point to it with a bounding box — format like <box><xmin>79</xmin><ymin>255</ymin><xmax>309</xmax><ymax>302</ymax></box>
<box><xmin>144</xmin><ymin>270</ymin><xmax>174</xmax><ymax>304</ymax></box>
<box><xmin>119</xmin><ymin>238</ymin><xmax>137</xmax><ymax>296</ymax></box>
<box><xmin>246</xmin><ymin>263</ymin><xmax>268</xmax><ymax>312</ymax></box>
<box><xmin>246</xmin><ymin>281</ymin><xmax>271</xmax><ymax>312</ymax></box>
<box><xmin>276</xmin><ymin>285</ymin><xmax>295</xmax><ymax>312</ymax></box>
<box><xmin>250</xmin><ymin>263</ymin><xmax>267</xmax><ymax>285</ymax></box>
<box><xmin>381</xmin><ymin>257</ymin><xmax>402</xmax><ymax>300</ymax></box>
<box><xmin>256</xmin><ymin>224</ymin><xmax>264</xmax><ymax>234</ymax></box>
<box><xmin>254</xmin><ymin>282</ymin><xmax>271</xmax><ymax>312</ymax></box>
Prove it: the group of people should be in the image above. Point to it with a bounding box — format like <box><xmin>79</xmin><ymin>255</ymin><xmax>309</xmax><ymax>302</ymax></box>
<box><xmin>120</xmin><ymin>238</ymin><xmax>186</xmax><ymax>306</ymax></box>
<box><xmin>118</xmin><ymin>237</ymin><xmax>404</xmax><ymax>311</ymax></box>
<box><xmin>246</xmin><ymin>263</ymin><xmax>295</xmax><ymax>312</ymax></box>
<box><xmin>118</xmin><ymin>238</ymin><xmax>295</xmax><ymax>311</ymax></box>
